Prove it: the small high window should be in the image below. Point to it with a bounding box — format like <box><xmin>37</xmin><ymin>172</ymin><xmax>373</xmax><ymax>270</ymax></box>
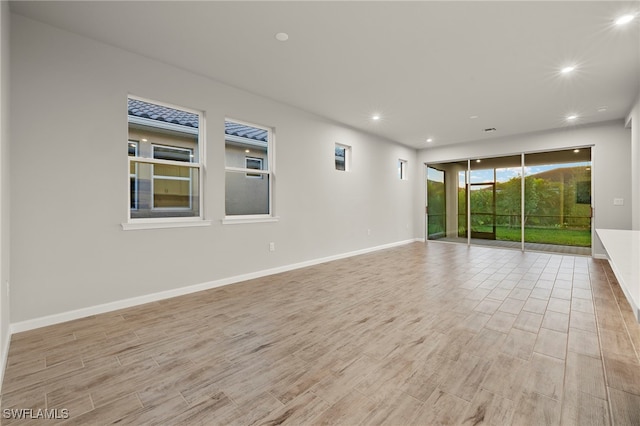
<box><xmin>335</xmin><ymin>143</ymin><xmax>351</xmax><ymax>171</ymax></box>
<box><xmin>399</xmin><ymin>159</ymin><xmax>408</xmax><ymax>180</ymax></box>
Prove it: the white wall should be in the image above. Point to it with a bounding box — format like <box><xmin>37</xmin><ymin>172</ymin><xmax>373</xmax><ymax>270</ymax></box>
<box><xmin>417</xmin><ymin>121</ymin><xmax>632</xmax><ymax>257</ymax></box>
<box><xmin>0</xmin><ymin>0</ymin><xmax>11</xmax><ymax>382</ymax></box>
<box><xmin>9</xmin><ymin>15</ymin><xmax>417</xmax><ymax>324</ymax></box>
<box><xmin>628</xmin><ymin>93</ymin><xmax>640</xmax><ymax>230</ymax></box>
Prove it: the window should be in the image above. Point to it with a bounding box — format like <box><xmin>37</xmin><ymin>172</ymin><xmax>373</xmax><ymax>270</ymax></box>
<box><xmin>225</xmin><ymin>119</ymin><xmax>274</xmax><ymax>217</ymax></box>
<box><xmin>127</xmin><ymin>96</ymin><xmax>203</xmax><ymax>221</ymax></box>
<box><xmin>335</xmin><ymin>143</ymin><xmax>351</xmax><ymax>171</ymax></box>
<box><xmin>245</xmin><ymin>157</ymin><xmax>263</xmax><ymax>178</ymax></box>
<box><xmin>398</xmin><ymin>159</ymin><xmax>408</xmax><ymax>180</ymax></box>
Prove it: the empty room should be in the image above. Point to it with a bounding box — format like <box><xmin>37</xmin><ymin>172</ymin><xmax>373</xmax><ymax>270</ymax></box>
<box><xmin>1</xmin><ymin>1</ymin><xmax>640</xmax><ymax>425</ymax></box>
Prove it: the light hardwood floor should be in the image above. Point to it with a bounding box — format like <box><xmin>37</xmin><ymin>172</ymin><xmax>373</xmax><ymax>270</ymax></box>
<box><xmin>1</xmin><ymin>242</ymin><xmax>639</xmax><ymax>425</ymax></box>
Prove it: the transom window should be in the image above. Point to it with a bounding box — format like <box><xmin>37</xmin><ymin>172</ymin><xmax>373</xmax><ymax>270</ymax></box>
<box><xmin>127</xmin><ymin>96</ymin><xmax>203</xmax><ymax>220</ymax></box>
<box><xmin>224</xmin><ymin>119</ymin><xmax>274</xmax><ymax>217</ymax></box>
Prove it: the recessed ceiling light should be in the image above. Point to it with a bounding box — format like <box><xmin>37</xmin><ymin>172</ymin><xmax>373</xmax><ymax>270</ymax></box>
<box><xmin>476</xmin><ymin>159</ymin><xmax>481</xmax><ymax>163</ymax></box>
<box><xmin>141</xmin><ymin>138</ymin><xmax>148</xmax><ymax>142</ymax></box>
<box><xmin>426</xmin><ymin>138</ymin><xmax>433</xmax><ymax>143</ymax></box>
<box><xmin>245</xmin><ymin>149</ymin><xmax>250</xmax><ymax>153</ymax></box>
<box><xmin>372</xmin><ymin>114</ymin><xmax>381</xmax><ymax>121</ymax></box>
<box><xmin>561</xmin><ymin>66</ymin><xmax>576</xmax><ymax>74</ymax></box>
<box><xmin>469</xmin><ymin>115</ymin><xmax>479</xmax><ymax>119</ymax></box>
<box><xmin>573</xmin><ymin>149</ymin><xmax>580</xmax><ymax>153</ymax></box>
<box><xmin>615</xmin><ymin>14</ymin><xmax>635</xmax><ymax>25</ymax></box>
<box><xmin>597</xmin><ymin>106</ymin><xmax>608</xmax><ymax>112</ymax></box>
<box><xmin>567</xmin><ymin>115</ymin><xmax>578</xmax><ymax>121</ymax></box>
<box><xmin>275</xmin><ymin>32</ymin><xmax>289</xmax><ymax>42</ymax></box>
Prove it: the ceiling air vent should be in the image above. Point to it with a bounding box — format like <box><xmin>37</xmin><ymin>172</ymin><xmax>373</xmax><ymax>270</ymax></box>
<box><xmin>484</xmin><ymin>128</ymin><xmax>497</xmax><ymax>133</ymax></box>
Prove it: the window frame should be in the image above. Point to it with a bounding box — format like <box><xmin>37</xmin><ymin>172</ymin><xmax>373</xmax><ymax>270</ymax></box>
<box><xmin>123</xmin><ymin>95</ymin><xmax>209</xmax><ymax>230</ymax></box>
<box><xmin>223</xmin><ymin>118</ymin><xmax>276</xmax><ymax>223</ymax></box>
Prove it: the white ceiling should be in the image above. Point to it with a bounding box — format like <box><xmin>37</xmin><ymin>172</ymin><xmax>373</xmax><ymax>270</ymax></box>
<box><xmin>10</xmin><ymin>1</ymin><xmax>640</xmax><ymax>149</ymax></box>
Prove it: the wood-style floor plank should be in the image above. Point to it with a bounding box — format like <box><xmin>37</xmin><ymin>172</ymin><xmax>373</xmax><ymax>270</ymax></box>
<box><xmin>1</xmin><ymin>242</ymin><xmax>639</xmax><ymax>424</ymax></box>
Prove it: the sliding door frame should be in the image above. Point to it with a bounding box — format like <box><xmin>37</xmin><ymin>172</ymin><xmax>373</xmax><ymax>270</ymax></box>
<box><xmin>425</xmin><ymin>145</ymin><xmax>594</xmax><ymax>255</ymax></box>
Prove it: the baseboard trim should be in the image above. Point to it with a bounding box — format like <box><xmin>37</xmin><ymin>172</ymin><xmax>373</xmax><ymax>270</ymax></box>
<box><xmin>10</xmin><ymin>239</ymin><xmax>419</xmax><ymax>334</ymax></box>
<box><xmin>592</xmin><ymin>253</ymin><xmax>608</xmax><ymax>260</ymax></box>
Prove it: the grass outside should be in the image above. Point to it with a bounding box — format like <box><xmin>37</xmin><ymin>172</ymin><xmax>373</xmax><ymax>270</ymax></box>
<box><xmin>474</xmin><ymin>226</ymin><xmax>591</xmax><ymax>247</ymax></box>
<box><xmin>429</xmin><ymin>222</ymin><xmax>591</xmax><ymax>247</ymax></box>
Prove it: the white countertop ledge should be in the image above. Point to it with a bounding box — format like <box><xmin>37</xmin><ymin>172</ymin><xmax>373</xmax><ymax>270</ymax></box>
<box><xmin>596</xmin><ymin>229</ymin><xmax>640</xmax><ymax>322</ymax></box>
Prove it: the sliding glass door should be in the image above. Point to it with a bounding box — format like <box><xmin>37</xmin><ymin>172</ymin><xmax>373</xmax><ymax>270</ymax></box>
<box><xmin>427</xmin><ymin>167</ymin><xmax>446</xmax><ymax>240</ymax></box>
<box><xmin>469</xmin><ymin>155</ymin><xmax>522</xmax><ymax>244</ymax></box>
<box><xmin>524</xmin><ymin>149</ymin><xmax>592</xmax><ymax>252</ymax></box>
<box><xmin>494</xmin><ymin>155</ymin><xmax>523</xmax><ymax>246</ymax></box>
<box><xmin>458</xmin><ymin>170</ymin><xmax>467</xmax><ymax>238</ymax></box>
<box><xmin>426</xmin><ymin>147</ymin><xmax>591</xmax><ymax>254</ymax></box>
<box><xmin>469</xmin><ymin>182</ymin><xmax>496</xmax><ymax>240</ymax></box>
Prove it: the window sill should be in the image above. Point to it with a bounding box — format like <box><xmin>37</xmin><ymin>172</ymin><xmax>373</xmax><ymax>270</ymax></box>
<box><xmin>221</xmin><ymin>216</ymin><xmax>280</xmax><ymax>225</ymax></box>
<box><xmin>121</xmin><ymin>219</ymin><xmax>212</xmax><ymax>231</ymax></box>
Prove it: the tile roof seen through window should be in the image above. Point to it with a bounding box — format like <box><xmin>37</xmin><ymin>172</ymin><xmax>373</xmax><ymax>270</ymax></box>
<box><xmin>225</xmin><ymin>121</ymin><xmax>268</xmax><ymax>142</ymax></box>
<box><xmin>128</xmin><ymin>98</ymin><xmax>199</xmax><ymax>128</ymax></box>
<box><xmin>128</xmin><ymin>98</ymin><xmax>268</xmax><ymax>142</ymax></box>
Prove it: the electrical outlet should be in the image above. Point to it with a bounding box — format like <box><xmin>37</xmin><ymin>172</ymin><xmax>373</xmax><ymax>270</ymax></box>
<box><xmin>613</xmin><ymin>198</ymin><xmax>624</xmax><ymax>206</ymax></box>
<box><xmin>269</xmin><ymin>242</ymin><xmax>275</xmax><ymax>252</ymax></box>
